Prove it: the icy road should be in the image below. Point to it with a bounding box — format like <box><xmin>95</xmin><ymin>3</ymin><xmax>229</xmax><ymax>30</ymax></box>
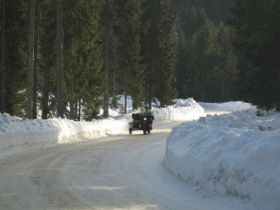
<box><xmin>0</xmin><ymin>117</ymin><xmax>256</xmax><ymax>210</ymax></box>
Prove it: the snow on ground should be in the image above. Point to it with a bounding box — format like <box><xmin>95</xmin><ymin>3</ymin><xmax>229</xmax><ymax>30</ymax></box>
<box><xmin>165</xmin><ymin>104</ymin><xmax>280</xmax><ymax>210</ymax></box>
<box><xmin>1</xmin><ymin>98</ymin><xmax>279</xmax><ymax>209</ymax></box>
<box><xmin>199</xmin><ymin>101</ymin><xmax>253</xmax><ymax>112</ymax></box>
<box><xmin>0</xmin><ymin>98</ymin><xmax>202</xmax><ymax>157</ymax></box>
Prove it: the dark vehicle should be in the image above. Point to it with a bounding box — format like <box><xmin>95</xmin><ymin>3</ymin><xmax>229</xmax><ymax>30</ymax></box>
<box><xmin>129</xmin><ymin>113</ymin><xmax>154</xmax><ymax>135</ymax></box>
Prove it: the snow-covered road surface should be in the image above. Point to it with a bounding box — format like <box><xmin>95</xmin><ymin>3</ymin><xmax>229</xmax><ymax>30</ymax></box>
<box><xmin>0</xmin><ymin>121</ymin><xmax>256</xmax><ymax>210</ymax></box>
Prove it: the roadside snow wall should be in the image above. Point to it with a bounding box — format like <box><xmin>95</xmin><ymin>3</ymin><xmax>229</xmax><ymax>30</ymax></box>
<box><xmin>165</xmin><ymin>109</ymin><xmax>280</xmax><ymax>210</ymax></box>
<box><xmin>0</xmin><ymin>98</ymin><xmax>204</xmax><ymax>157</ymax></box>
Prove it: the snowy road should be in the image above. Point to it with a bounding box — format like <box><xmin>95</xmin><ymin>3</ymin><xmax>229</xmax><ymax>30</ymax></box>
<box><xmin>0</xmin><ymin>118</ymin><xmax>255</xmax><ymax>210</ymax></box>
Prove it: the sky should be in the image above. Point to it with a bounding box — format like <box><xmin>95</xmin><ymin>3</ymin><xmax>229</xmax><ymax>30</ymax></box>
<box><xmin>0</xmin><ymin>97</ymin><xmax>279</xmax><ymax>210</ymax></box>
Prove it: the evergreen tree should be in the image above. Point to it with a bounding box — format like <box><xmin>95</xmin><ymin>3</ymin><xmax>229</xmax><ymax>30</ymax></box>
<box><xmin>38</xmin><ymin>0</ymin><xmax>57</xmax><ymax>119</ymax></box>
<box><xmin>115</xmin><ymin>0</ymin><xmax>143</xmax><ymax>111</ymax></box>
<box><xmin>1</xmin><ymin>0</ymin><xmax>6</xmax><ymax>113</ymax></box>
<box><xmin>154</xmin><ymin>0</ymin><xmax>177</xmax><ymax>107</ymax></box>
<box><xmin>62</xmin><ymin>0</ymin><xmax>104</xmax><ymax>121</ymax></box>
<box><xmin>175</xmin><ymin>6</ymin><xmax>209</xmax><ymax>99</ymax></box>
<box><xmin>141</xmin><ymin>0</ymin><xmax>177</xmax><ymax>107</ymax></box>
<box><xmin>187</xmin><ymin>20</ymin><xmax>217</xmax><ymax>101</ymax></box>
<box><xmin>181</xmin><ymin>6</ymin><xmax>208</xmax><ymax>41</ymax></box>
<box><xmin>214</xmin><ymin>23</ymin><xmax>238</xmax><ymax>102</ymax></box>
<box><xmin>170</xmin><ymin>0</ymin><xmax>236</xmax><ymax>26</ymax></box>
<box><xmin>100</xmin><ymin>0</ymin><xmax>118</xmax><ymax>118</ymax></box>
<box><xmin>175</xmin><ymin>29</ymin><xmax>188</xmax><ymax>98</ymax></box>
<box><xmin>26</xmin><ymin>0</ymin><xmax>35</xmax><ymax>119</ymax></box>
<box><xmin>231</xmin><ymin>0</ymin><xmax>280</xmax><ymax>110</ymax></box>
<box><xmin>56</xmin><ymin>0</ymin><xmax>63</xmax><ymax>118</ymax></box>
<box><xmin>1</xmin><ymin>0</ymin><xmax>27</xmax><ymax>116</ymax></box>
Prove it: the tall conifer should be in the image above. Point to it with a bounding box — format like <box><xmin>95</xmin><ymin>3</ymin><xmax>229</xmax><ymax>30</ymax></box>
<box><xmin>3</xmin><ymin>0</ymin><xmax>27</xmax><ymax>116</ymax></box>
<box><xmin>26</xmin><ymin>0</ymin><xmax>35</xmax><ymax>119</ymax></box>
<box><xmin>63</xmin><ymin>0</ymin><xmax>104</xmax><ymax>120</ymax></box>
<box><xmin>187</xmin><ymin>20</ymin><xmax>217</xmax><ymax>101</ymax></box>
<box><xmin>231</xmin><ymin>0</ymin><xmax>280</xmax><ymax>110</ymax></box>
<box><xmin>1</xmin><ymin>0</ymin><xmax>6</xmax><ymax>113</ymax></box>
<box><xmin>141</xmin><ymin>0</ymin><xmax>177</xmax><ymax>107</ymax></box>
<box><xmin>115</xmin><ymin>0</ymin><xmax>143</xmax><ymax>111</ymax></box>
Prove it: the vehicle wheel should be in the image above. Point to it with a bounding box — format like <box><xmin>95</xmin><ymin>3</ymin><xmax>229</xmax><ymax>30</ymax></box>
<box><xmin>129</xmin><ymin>128</ymin><xmax>132</xmax><ymax>135</ymax></box>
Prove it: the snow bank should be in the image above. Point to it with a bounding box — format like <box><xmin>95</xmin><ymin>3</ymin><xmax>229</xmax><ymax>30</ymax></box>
<box><xmin>154</xmin><ymin>98</ymin><xmax>204</xmax><ymax>121</ymax></box>
<box><xmin>0</xmin><ymin>98</ymin><xmax>204</xmax><ymax>157</ymax></box>
<box><xmin>0</xmin><ymin>114</ymin><xmax>131</xmax><ymax>156</ymax></box>
<box><xmin>165</xmin><ymin>109</ymin><xmax>280</xmax><ymax>210</ymax></box>
<box><xmin>199</xmin><ymin>101</ymin><xmax>253</xmax><ymax>112</ymax></box>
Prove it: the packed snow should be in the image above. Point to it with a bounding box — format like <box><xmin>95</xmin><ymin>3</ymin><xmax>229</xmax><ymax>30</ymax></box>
<box><xmin>165</xmin><ymin>102</ymin><xmax>280</xmax><ymax>210</ymax></box>
<box><xmin>0</xmin><ymin>98</ymin><xmax>279</xmax><ymax>209</ymax></box>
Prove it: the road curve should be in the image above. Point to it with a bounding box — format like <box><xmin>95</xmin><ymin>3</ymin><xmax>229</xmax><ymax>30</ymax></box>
<box><xmin>0</xmin><ymin>120</ymin><xmax>254</xmax><ymax>210</ymax></box>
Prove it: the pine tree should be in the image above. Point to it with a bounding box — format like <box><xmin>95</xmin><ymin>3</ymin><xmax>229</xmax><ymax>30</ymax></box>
<box><xmin>231</xmin><ymin>0</ymin><xmax>280</xmax><ymax>110</ymax></box>
<box><xmin>115</xmin><ymin>0</ymin><xmax>143</xmax><ymax>111</ymax></box>
<box><xmin>56</xmin><ymin>0</ymin><xmax>63</xmax><ymax>118</ymax></box>
<box><xmin>2</xmin><ymin>0</ymin><xmax>27</xmax><ymax>116</ymax></box>
<box><xmin>214</xmin><ymin>23</ymin><xmax>238</xmax><ymax>102</ymax></box>
<box><xmin>181</xmin><ymin>6</ymin><xmax>208</xmax><ymax>41</ymax></box>
<box><xmin>170</xmin><ymin>0</ymin><xmax>236</xmax><ymax>26</ymax></box>
<box><xmin>175</xmin><ymin>6</ymin><xmax>209</xmax><ymax>99</ymax></box>
<box><xmin>38</xmin><ymin>0</ymin><xmax>57</xmax><ymax>119</ymax></box>
<box><xmin>141</xmin><ymin>0</ymin><xmax>177</xmax><ymax>107</ymax></box>
<box><xmin>63</xmin><ymin>0</ymin><xmax>104</xmax><ymax>120</ymax></box>
<box><xmin>175</xmin><ymin>29</ymin><xmax>188</xmax><ymax>98</ymax></box>
<box><xmin>100</xmin><ymin>0</ymin><xmax>118</xmax><ymax>118</ymax></box>
<box><xmin>187</xmin><ymin>20</ymin><xmax>217</xmax><ymax>101</ymax></box>
<box><xmin>26</xmin><ymin>0</ymin><xmax>35</xmax><ymax>119</ymax></box>
<box><xmin>1</xmin><ymin>0</ymin><xmax>6</xmax><ymax>113</ymax></box>
<box><xmin>154</xmin><ymin>0</ymin><xmax>177</xmax><ymax>107</ymax></box>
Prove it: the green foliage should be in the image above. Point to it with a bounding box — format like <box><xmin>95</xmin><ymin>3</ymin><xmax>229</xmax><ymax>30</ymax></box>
<box><xmin>175</xmin><ymin>5</ymin><xmax>238</xmax><ymax>103</ymax></box>
<box><xmin>63</xmin><ymin>0</ymin><xmax>104</xmax><ymax>120</ymax></box>
<box><xmin>1</xmin><ymin>0</ymin><xmax>244</xmax><ymax>119</ymax></box>
<box><xmin>0</xmin><ymin>0</ymin><xmax>27</xmax><ymax>116</ymax></box>
<box><xmin>141</xmin><ymin>0</ymin><xmax>177</xmax><ymax>107</ymax></box>
<box><xmin>175</xmin><ymin>6</ymin><xmax>209</xmax><ymax>99</ymax></box>
<box><xmin>180</xmin><ymin>6</ymin><xmax>208</xmax><ymax>41</ymax></box>
<box><xmin>114</xmin><ymin>0</ymin><xmax>144</xmax><ymax>110</ymax></box>
<box><xmin>175</xmin><ymin>30</ymin><xmax>188</xmax><ymax>98</ymax></box>
<box><xmin>170</xmin><ymin>0</ymin><xmax>236</xmax><ymax>25</ymax></box>
<box><xmin>231</xmin><ymin>0</ymin><xmax>280</xmax><ymax>110</ymax></box>
<box><xmin>214</xmin><ymin>23</ymin><xmax>238</xmax><ymax>102</ymax></box>
<box><xmin>37</xmin><ymin>0</ymin><xmax>59</xmax><ymax>119</ymax></box>
<box><xmin>99</xmin><ymin>0</ymin><xmax>119</xmax><ymax>117</ymax></box>
<box><xmin>187</xmin><ymin>20</ymin><xmax>218</xmax><ymax>101</ymax></box>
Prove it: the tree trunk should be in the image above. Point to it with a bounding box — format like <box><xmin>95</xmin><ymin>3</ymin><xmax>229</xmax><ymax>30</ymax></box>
<box><xmin>42</xmin><ymin>69</ymin><xmax>49</xmax><ymax>119</ymax></box>
<box><xmin>8</xmin><ymin>86</ymin><xmax>16</xmax><ymax>115</ymax></box>
<box><xmin>26</xmin><ymin>0</ymin><xmax>35</xmax><ymax>119</ymax></box>
<box><xmin>32</xmin><ymin>38</ymin><xmax>38</xmax><ymax>119</ymax></box>
<box><xmin>221</xmin><ymin>76</ymin><xmax>225</xmax><ymax>103</ymax></box>
<box><xmin>103</xmin><ymin>28</ymin><xmax>109</xmax><ymax>118</ymax></box>
<box><xmin>1</xmin><ymin>0</ymin><xmax>5</xmax><ymax>113</ymax></box>
<box><xmin>56</xmin><ymin>0</ymin><xmax>63</xmax><ymax>118</ymax></box>
<box><xmin>74</xmin><ymin>101</ymin><xmax>77</xmax><ymax>120</ymax></box>
<box><xmin>124</xmin><ymin>94</ymin><xmax>127</xmax><ymax>114</ymax></box>
<box><xmin>103</xmin><ymin>0</ymin><xmax>111</xmax><ymax>118</ymax></box>
<box><xmin>78</xmin><ymin>98</ymin><xmax>81</xmax><ymax>121</ymax></box>
<box><xmin>69</xmin><ymin>78</ymin><xmax>74</xmax><ymax>119</ymax></box>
